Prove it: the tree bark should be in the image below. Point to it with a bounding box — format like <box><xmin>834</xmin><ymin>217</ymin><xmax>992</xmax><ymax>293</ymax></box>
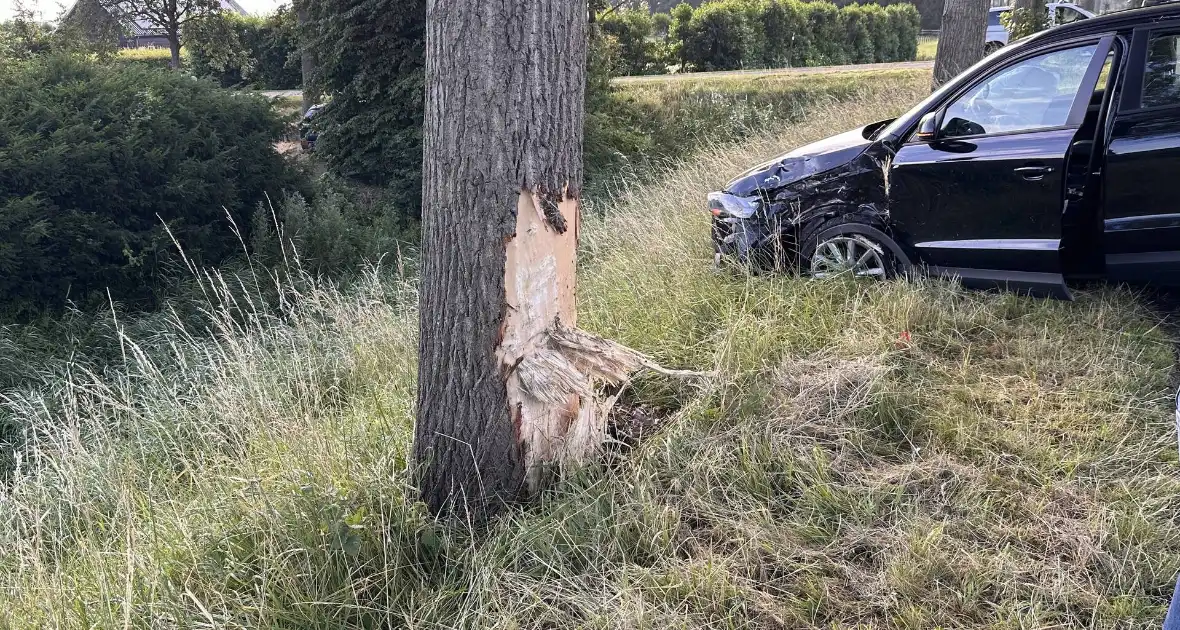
<box><xmin>295</xmin><ymin>0</ymin><xmax>315</xmax><ymax>113</ymax></box>
<box><xmin>931</xmin><ymin>0</ymin><xmax>988</xmax><ymax>89</ymax></box>
<box><xmin>414</xmin><ymin>0</ymin><xmax>590</xmax><ymax>520</ymax></box>
<box><xmin>167</xmin><ymin>32</ymin><xmax>181</xmax><ymax>69</ymax></box>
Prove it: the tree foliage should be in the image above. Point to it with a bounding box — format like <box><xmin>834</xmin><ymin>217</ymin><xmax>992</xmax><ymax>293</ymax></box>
<box><xmin>187</xmin><ymin>7</ymin><xmax>301</xmax><ymax>89</ymax></box>
<box><xmin>98</xmin><ymin>0</ymin><xmax>221</xmax><ymax>67</ymax></box>
<box><xmin>2</xmin><ymin>2</ymin><xmax>118</xmax><ymax>64</ymax></box>
<box><xmin>304</xmin><ymin>0</ymin><xmax>424</xmax><ymax>217</ymax></box>
<box><xmin>0</xmin><ymin>16</ymin><xmax>54</xmax><ymax>62</ymax></box>
<box><xmin>599</xmin><ymin>8</ymin><xmax>664</xmax><ymax>75</ymax></box>
<box><xmin>0</xmin><ymin>56</ymin><xmax>300</xmax><ymax>317</ymax></box>
<box><xmin>1001</xmin><ymin>2</ymin><xmax>1048</xmax><ymax>41</ymax></box>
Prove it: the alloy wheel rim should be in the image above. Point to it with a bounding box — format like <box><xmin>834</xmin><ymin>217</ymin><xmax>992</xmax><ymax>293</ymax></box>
<box><xmin>809</xmin><ymin>235</ymin><xmax>887</xmax><ymax>279</ymax></box>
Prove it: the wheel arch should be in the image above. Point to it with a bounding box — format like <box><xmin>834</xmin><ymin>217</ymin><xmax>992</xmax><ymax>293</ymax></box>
<box><xmin>812</xmin><ymin>222</ymin><xmax>914</xmax><ymax>272</ymax></box>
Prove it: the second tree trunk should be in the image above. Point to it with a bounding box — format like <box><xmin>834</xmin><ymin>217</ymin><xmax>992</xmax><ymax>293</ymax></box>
<box><xmin>932</xmin><ymin>0</ymin><xmax>988</xmax><ymax>89</ymax></box>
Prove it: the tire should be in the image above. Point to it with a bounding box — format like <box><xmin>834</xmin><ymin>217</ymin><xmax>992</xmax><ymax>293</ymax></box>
<box><xmin>984</xmin><ymin>41</ymin><xmax>1004</xmax><ymax>55</ymax></box>
<box><xmin>797</xmin><ymin>218</ymin><xmax>898</xmax><ymax>280</ymax></box>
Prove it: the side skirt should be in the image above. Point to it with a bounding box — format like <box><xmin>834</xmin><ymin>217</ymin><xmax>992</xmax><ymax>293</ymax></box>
<box><xmin>926</xmin><ymin>266</ymin><xmax>1074</xmax><ymax>300</ymax></box>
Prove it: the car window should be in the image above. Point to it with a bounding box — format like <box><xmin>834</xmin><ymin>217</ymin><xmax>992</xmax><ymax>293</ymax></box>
<box><xmin>989</xmin><ymin>10</ymin><xmax>1005</xmax><ymax>27</ymax></box>
<box><xmin>1144</xmin><ymin>33</ymin><xmax>1180</xmax><ymax>108</ymax></box>
<box><xmin>940</xmin><ymin>43</ymin><xmax>1098</xmax><ymax>138</ymax></box>
<box><xmin>1055</xmin><ymin>6</ymin><xmax>1085</xmax><ymax>25</ymax></box>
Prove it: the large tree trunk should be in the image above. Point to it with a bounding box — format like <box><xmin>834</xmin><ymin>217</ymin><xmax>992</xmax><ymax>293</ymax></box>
<box><xmin>295</xmin><ymin>0</ymin><xmax>315</xmax><ymax>113</ymax></box>
<box><xmin>167</xmin><ymin>32</ymin><xmax>181</xmax><ymax>70</ymax></box>
<box><xmin>931</xmin><ymin>0</ymin><xmax>988</xmax><ymax>89</ymax></box>
<box><xmin>414</xmin><ymin>0</ymin><xmax>591</xmax><ymax>519</ymax></box>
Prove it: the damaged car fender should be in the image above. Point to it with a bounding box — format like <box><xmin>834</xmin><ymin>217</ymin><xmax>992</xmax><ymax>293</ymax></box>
<box><xmin>711</xmin><ymin>122</ymin><xmax>907</xmax><ymax>271</ymax></box>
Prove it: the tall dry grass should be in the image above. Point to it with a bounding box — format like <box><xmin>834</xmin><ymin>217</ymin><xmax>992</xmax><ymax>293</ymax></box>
<box><xmin>1</xmin><ymin>71</ymin><xmax>1178</xmax><ymax>629</ymax></box>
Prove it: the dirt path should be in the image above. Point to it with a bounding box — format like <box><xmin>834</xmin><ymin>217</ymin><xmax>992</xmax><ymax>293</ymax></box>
<box><xmin>611</xmin><ymin>60</ymin><xmax>935</xmax><ymax>84</ymax></box>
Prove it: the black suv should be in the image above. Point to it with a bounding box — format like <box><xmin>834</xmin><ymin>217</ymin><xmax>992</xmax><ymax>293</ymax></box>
<box><xmin>711</xmin><ymin>4</ymin><xmax>1180</xmax><ymax>298</ymax></box>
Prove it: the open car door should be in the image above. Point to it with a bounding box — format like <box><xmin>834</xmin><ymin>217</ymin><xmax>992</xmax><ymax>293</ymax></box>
<box><xmin>888</xmin><ymin>35</ymin><xmax>1116</xmax><ymax>298</ymax></box>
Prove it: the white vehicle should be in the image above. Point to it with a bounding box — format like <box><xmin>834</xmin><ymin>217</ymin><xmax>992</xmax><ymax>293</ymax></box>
<box><xmin>986</xmin><ymin>3</ymin><xmax>1096</xmax><ymax>53</ymax></box>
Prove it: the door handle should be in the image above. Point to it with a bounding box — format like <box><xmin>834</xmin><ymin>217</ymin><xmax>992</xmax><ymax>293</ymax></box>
<box><xmin>1014</xmin><ymin>165</ymin><xmax>1054</xmax><ymax>180</ymax></box>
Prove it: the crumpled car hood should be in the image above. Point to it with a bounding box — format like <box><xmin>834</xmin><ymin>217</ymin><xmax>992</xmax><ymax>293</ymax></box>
<box><xmin>724</xmin><ymin>125</ymin><xmax>875</xmax><ymax>197</ymax></box>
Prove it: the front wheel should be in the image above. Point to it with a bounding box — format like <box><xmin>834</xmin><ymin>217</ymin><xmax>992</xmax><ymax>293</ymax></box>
<box><xmin>984</xmin><ymin>41</ymin><xmax>1004</xmax><ymax>55</ymax></box>
<box><xmin>799</xmin><ymin>222</ymin><xmax>898</xmax><ymax>280</ymax></box>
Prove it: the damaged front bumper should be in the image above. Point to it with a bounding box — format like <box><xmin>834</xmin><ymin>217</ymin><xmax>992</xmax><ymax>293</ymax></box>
<box><xmin>708</xmin><ymin>192</ymin><xmax>794</xmax><ymax>267</ymax></box>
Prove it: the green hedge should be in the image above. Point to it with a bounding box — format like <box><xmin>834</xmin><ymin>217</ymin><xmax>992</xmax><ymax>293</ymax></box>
<box><xmin>304</xmin><ymin>0</ymin><xmax>424</xmax><ymax>217</ymax></box>
<box><xmin>0</xmin><ymin>56</ymin><xmax>302</xmax><ymax>317</ymax></box>
<box><xmin>599</xmin><ymin>9</ymin><xmax>667</xmax><ymax>76</ymax></box>
<box><xmin>668</xmin><ymin>0</ymin><xmax>920</xmax><ymax>71</ymax></box>
<box><xmin>186</xmin><ymin>8</ymin><xmax>301</xmax><ymax>90</ymax></box>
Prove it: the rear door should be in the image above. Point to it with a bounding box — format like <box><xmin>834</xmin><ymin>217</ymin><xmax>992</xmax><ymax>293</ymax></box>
<box><xmin>888</xmin><ymin>38</ymin><xmax>1113</xmax><ymax>296</ymax></box>
<box><xmin>1103</xmin><ymin>23</ymin><xmax>1180</xmax><ymax>284</ymax></box>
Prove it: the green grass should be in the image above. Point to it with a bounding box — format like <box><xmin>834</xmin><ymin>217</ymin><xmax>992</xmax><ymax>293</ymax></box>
<box><xmin>917</xmin><ymin>37</ymin><xmax>938</xmax><ymax>62</ymax></box>
<box><xmin>587</xmin><ymin>69</ymin><xmax>930</xmax><ymax>191</ymax></box>
<box><xmin>2</xmin><ymin>73</ymin><xmax>1179</xmax><ymax>628</ymax></box>
<box><xmin>117</xmin><ymin>47</ymin><xmax>174</xmax><ymax>61</ymax></box>
<box><xmin>112</xmin><ymin>46</ymin><xmax>182</xmax><ymax>70</ymax></box>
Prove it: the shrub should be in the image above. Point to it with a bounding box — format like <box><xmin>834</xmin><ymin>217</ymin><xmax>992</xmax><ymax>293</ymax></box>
<box><xmin>599</xmin><ymin>8</ymin><xmax>663</xmax><ymax>76</ymax></box>
<box><xmin>0</xmin><ymin>17</ymin><xmax>54</xmax><ymax>62</ymax></box>
<box><xmin>676</xmin><ymin>0</ymin><xmax>921</xmax><ymax>72</ymax></box>
<box><xmin>842</xmin><ymin>4</ymin><xmax>876</xmax><ymax>64</ymax></box>
<box><xmin>835</xmin><ymin>0</ymin><xmax>943</xmax><ymax>30</ymax></box>
<box><xmin>305</xmin><ymin>0</ymin><xmax>424</xmax><ymax>219</ymax></box>
<box><xmin>0</xmin><ymin>56</ymin><xmax>300</xmax><ymax>317</ymax></box>
<box><xmin>2</xmin><ymin>11</ymin><xmax>117</xmax><ymax>63</ymax></box>
<box><xmin>186</xmin><ymin>8</ymin><xmax>301</xmax><ymax>89</ymax></box>
<box><xmin>678</xmin><ymin>0</ymin><xmax>761</xmax><ymax>71</ymax></box>
<box><xmin>252</xmin><ymin>178</ymin><xmax>417</xmax><ymax>276</ymax></box>
<box><xmin>868</xmin><ymin>4</ymin><xmax>900</xmax><ymax>62</ymax></box>
<box><xmin>887</xmin><ymin>3</ymin><xmax>921</xmax><ymax>61</ymax></box>
<box><xmin>668</xmin><ymin>2</ymin><xmax>695</xmax><ymax>66</ymax></box>
<box><xmin>804</xmin><ymin>1</ymin><xmax>847</xmax><ymax>65</ymax></box>
<box><xmin>760</xmin><ymin>0</ymin><xmax>808</xmax><ymax>67</ymax></box>
<box><xmin>1002</xmin><ymin>6</ymin><xmax>1048</xmax><ymax>41</ymax></box>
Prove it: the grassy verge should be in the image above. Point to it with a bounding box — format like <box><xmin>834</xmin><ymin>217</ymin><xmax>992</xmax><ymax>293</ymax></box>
<box><xmin>586</xmin><ymin>69</ymin><xmax>930</xmax><ymax>192</ymax></box>
<box><xmin>917</xmin><ymin>37</ymin><xmax>938</xmax><ymax>62</ymax></box>
<box><xmin>2</xmin><ymin>75</ymin><xmax>1179</xmax><ymax>629</ymax></box>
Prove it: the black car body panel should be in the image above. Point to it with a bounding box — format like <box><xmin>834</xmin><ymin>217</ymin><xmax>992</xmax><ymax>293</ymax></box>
<box><xmin>711</xmin><ymin>3</ymin><xmax>1180</xmax><ymax>296</ymax></box>
<box><xmin>300</xmin><ymin>104</ymin><xmax>324</xmax><ymax>152</ymax></box>
<box><xmin>724</xmin><ymin>126</ymin><xmax>877</xmax><ymax>197</ymax></box>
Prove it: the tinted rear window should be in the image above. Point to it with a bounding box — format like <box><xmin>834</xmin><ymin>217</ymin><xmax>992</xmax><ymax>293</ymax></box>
<box><xmin>989</xmin><ymin>11</ymin><xmax>1006</xmax><ymax>27</ymax></box>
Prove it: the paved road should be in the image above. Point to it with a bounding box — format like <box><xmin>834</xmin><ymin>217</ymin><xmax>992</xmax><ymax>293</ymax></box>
<box><xmin>611</xmin><ymin>60</ymin><xmax>934</xmax><ymax>84</ymax></box>
<box><xmin>259</xmin><ymin>89</ymin><xmax>302</xmax><ymax>99</ymax></box>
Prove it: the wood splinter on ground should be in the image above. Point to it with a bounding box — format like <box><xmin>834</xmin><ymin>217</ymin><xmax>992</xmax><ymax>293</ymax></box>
<box><xmin>500</xmin><ymin>190</ymin><xmax>708</xmax><ymax>491</ymax></box>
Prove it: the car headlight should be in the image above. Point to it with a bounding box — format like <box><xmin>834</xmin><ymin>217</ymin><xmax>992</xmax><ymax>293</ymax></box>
<box><xmin>708</xmin><ymin>192</ymin><xmax>760</xmax><ymax>219</ymax></box>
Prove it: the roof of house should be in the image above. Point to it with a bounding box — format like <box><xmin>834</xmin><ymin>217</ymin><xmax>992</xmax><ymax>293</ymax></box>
<box><xmin>62</xmin><ymin>0</ymin><xmax>252</xmax><ymax>37</ymax></box>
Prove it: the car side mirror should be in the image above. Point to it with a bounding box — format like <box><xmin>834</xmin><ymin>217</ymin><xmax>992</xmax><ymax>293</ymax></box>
<box><xmin>917</xmin><ymin>112</ymin><xmax>939</xmax><ymax>142</ymax></box>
